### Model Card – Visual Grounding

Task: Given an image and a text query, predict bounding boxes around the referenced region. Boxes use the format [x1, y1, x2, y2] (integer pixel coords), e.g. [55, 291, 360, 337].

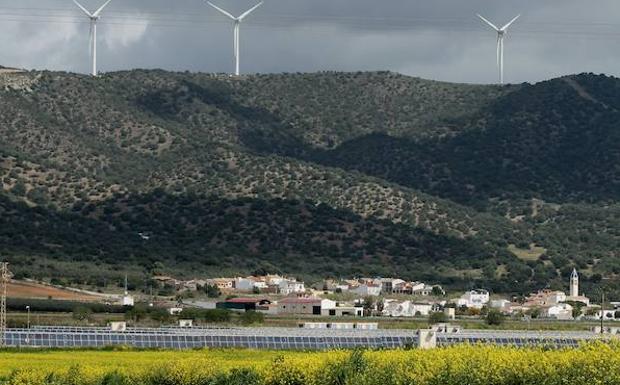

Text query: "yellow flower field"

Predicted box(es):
[1, 343, 620, 385]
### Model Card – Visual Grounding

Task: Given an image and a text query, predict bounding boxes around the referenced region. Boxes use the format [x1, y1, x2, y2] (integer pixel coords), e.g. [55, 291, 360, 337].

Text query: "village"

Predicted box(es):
[134, 269, 620, 323]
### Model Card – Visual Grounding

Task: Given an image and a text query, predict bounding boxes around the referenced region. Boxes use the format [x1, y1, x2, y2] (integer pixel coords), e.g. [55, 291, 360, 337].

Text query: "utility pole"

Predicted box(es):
[0, 262, 9, 347]
[600, 290, 605, 335]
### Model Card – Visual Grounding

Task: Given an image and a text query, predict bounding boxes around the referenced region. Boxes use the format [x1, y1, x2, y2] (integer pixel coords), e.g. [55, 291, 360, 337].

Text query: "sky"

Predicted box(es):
[0, 0, 619, 84]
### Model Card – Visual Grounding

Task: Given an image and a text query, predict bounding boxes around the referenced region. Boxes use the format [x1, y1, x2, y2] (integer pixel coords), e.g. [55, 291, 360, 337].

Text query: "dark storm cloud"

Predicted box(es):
[0, 0, 618, 83]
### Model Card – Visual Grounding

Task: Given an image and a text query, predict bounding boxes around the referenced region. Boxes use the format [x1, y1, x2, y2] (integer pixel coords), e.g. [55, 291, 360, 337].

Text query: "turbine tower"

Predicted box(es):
[206, 1, 264, 76]
[477, 14, 520, 85]
[73, 0, 113, 76]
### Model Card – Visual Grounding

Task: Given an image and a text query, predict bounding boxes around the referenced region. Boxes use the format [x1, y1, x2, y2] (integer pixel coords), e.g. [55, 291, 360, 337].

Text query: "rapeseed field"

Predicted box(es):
[1, 343, 619, 385]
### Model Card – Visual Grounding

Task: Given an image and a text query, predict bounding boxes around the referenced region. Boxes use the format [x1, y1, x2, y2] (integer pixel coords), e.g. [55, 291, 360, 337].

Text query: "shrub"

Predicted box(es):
[428, 312, 447, 324]
[72, 306, 92, 321]
[485, 309, 505, 326]
[239, 311, 264, 325]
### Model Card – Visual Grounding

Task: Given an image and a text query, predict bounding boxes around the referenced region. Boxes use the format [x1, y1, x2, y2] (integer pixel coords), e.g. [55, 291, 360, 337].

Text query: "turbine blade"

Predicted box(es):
[501, 14, 521, 31]
[93, 0, 112, 17]
[206, 2, 237, 20]
[72, 0, 93, 17]
[477, 14, 499, 31]
[238, 1, 263, 21]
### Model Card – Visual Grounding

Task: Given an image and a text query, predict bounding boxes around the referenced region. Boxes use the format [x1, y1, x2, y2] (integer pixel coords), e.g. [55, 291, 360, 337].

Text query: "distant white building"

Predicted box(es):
[120, 275, 134, 306]
[168, 307, 183, 315]
[234, 277, 265, 291]
[593, 310, 619, 321]
[207, 278, 234, 290]
[382, 300, 433, 317]
[524, 290, 566, 307]
[413, 285, 443, 296]
[121, 294, 135, 307]
[277, 297, 334, 315]
[179, 319, 193, 328]
[490, 299, 511, 309]
[542, 304, 573, 320]
[456, 289, 490, 309]
[352, 284, 382, 297]
[234, 277, 254, 291]
[278, 279, 306, 295]
[379, 278, 406, 294]
[265, 275, 286, 286]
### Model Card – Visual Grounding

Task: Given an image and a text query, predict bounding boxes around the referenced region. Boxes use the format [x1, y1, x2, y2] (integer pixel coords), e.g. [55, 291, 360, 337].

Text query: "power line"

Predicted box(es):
[2, 6, 620, 34]
[0, 12, 620, 41]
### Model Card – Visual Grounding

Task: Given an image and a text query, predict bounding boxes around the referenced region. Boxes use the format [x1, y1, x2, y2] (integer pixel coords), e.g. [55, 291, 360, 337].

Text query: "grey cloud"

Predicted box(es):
[0, 0, 618, 83]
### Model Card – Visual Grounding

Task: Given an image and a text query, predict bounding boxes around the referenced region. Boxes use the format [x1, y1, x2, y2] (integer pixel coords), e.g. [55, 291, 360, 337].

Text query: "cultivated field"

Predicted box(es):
[1, 344, 619, 385]
[7, 280, 103, 302]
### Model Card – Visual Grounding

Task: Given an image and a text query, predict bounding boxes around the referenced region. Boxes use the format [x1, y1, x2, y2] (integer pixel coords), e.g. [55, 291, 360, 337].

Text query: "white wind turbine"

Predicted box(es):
[206, 1, 264, 76]
[73, 0, 113, 76]
[477, 14, 520, 85]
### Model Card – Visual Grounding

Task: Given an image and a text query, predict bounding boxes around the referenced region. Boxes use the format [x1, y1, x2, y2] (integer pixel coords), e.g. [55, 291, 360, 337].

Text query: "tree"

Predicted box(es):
[527, 308, 541, 319]
[566, 301, 585, 318]
[149, 308, 172, 323]
[125, 304, 148, 322]
[428, 312, 447, 324]
[203, 284, 221, 298]
[72, 306, 92, 321]
[204, 309, 231, 323]
[485, 309, 505, 326]
[239, 311, 264, 325]
[362, 297, 375, 317]
[180, 308, 204, 320]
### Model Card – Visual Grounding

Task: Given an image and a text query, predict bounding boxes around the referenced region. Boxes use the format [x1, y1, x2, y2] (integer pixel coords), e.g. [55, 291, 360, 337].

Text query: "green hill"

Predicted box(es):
[0, 69, 618, 296]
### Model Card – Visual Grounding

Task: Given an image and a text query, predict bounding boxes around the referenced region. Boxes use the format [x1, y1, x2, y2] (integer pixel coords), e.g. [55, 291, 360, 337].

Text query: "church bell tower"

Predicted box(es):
[570, 268, 579, 297]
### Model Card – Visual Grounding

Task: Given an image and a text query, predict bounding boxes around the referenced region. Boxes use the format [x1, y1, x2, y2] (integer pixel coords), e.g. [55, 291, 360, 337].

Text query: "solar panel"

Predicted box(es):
[3, 326, 609, 350]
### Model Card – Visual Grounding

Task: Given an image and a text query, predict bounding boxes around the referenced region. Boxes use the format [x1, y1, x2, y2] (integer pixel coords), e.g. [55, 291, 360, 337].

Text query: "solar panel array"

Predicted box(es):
[2, 326, 606, 350]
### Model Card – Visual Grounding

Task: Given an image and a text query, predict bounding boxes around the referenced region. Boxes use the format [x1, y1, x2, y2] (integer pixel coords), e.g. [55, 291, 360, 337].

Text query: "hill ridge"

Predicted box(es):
[0, 69, 618, 296]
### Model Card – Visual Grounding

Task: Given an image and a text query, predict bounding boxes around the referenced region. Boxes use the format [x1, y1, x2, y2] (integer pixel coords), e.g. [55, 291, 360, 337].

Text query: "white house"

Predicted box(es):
[379, 278, 406, 294]
[413, 285, 442, 296]
[265, 275, 286, 286]
[234, 277, 256, 291]
[234, 277, 269, 291]
[490, 299, 511, 309]
[542, 304, 573, 320]
[382, 300, 434, 317]
[278, 279, 306, 295]
[408, 282, 426, 293]
[456, 289, 490, 309]
[352, 284, 382, 297]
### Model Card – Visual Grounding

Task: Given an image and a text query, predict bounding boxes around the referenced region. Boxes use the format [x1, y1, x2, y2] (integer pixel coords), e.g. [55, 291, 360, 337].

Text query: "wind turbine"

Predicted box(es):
[477, 14, 520, 85]
[206, 1, 264, 76]
[73, 0, 113, 76]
